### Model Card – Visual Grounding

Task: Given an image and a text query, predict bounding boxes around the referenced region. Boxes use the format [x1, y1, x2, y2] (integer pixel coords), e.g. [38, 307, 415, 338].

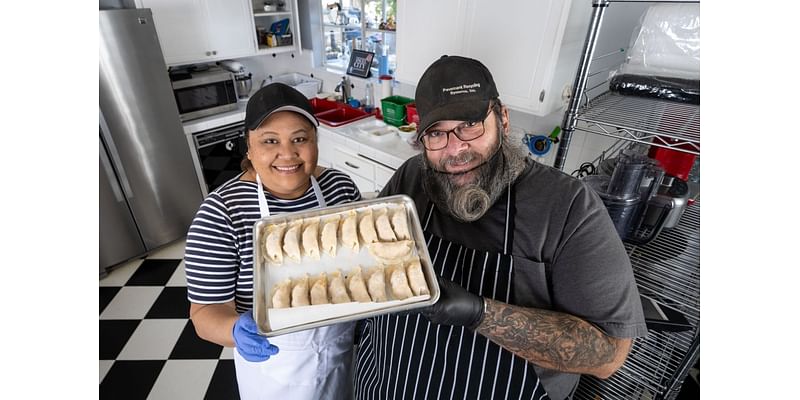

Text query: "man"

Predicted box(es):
[353, 56, 647, 400]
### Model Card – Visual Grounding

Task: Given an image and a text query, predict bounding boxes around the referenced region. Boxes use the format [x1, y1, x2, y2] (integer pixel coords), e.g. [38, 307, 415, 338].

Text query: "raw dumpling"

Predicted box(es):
[406, 258, 430, 296]
[321, 215, 340, 257]
[301, 218, 321, 260]
[390, 207, 412, 240]
[291, 274, 311, 307]
[282, 220, 303, 263]
[375, 208, 397, 242]
[367, 240, 414, 264]
[271, 278, 292, 309]
[366, 267, 388, 302]
[310, 273, 330, 305]
[328, 270, 351, 304]
[358, 209, 379, 244]
[387, 264, 414, 300]
[265, 222, 287, 264]
[347, 266, 372, 303]
[340, 210, 359, 253]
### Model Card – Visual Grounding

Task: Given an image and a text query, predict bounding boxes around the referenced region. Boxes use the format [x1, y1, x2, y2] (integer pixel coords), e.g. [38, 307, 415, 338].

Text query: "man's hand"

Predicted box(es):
[421, 276, 485, 330]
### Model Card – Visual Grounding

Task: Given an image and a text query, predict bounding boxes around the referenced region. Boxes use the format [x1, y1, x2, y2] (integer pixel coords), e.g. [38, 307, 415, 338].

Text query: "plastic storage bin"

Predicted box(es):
[383, 115, 405, 127]
[381, 96, 414, 122]
[405, 103, 419, 125]
[271, 73, 323, 99]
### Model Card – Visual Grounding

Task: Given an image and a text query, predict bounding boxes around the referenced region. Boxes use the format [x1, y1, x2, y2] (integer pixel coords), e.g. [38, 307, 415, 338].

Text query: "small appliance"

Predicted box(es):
[218, 60, 253, 99]
[584, 149, 673, 245]
[170, 66, 238, 121]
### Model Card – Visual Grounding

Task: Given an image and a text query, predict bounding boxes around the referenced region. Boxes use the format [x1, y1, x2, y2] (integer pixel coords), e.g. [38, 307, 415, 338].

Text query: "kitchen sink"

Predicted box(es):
[310, 98, 374, 127]
[309, 98, 340, 114]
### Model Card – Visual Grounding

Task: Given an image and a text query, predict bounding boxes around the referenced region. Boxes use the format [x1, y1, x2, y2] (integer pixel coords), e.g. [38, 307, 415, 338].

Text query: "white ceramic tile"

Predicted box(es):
[219, 346, 235, 360]
[166, 260, 187, 287]
[100, 258, 144, 286]
[117, 319, 187, 360]
[100, 287, 163, 320]
[148, 239, 187, 260]
[146, 360, 217, 400]
[99, 360, 114, 384]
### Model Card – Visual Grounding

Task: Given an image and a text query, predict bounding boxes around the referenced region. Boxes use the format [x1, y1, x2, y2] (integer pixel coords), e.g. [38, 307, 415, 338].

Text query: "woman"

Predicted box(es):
[184, 83, 361, 399]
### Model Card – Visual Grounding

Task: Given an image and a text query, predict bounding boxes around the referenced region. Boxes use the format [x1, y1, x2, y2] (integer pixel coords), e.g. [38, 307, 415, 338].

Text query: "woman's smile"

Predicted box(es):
[272, 163, 303, 174]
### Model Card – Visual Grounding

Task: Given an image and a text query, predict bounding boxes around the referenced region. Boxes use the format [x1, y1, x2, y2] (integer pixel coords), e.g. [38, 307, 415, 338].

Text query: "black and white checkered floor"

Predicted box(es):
[99, 238, 700, 400]
[99, 239, 241, 400]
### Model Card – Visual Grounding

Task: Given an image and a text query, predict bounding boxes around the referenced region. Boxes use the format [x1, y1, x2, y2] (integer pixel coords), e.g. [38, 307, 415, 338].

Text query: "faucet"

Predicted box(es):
[335, 76, 352, 103]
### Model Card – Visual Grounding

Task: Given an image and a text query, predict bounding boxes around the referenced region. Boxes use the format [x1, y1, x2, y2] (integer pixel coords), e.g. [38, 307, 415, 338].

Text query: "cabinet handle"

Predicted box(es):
[206, 51, 212, 56]
[344, 161, 360, 169]
[212, 50, 217, 55]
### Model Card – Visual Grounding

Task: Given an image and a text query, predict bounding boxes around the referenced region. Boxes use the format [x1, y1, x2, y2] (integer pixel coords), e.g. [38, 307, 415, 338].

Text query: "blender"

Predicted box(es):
[583, 149, 672, 245]
[218, 60, 253, 99]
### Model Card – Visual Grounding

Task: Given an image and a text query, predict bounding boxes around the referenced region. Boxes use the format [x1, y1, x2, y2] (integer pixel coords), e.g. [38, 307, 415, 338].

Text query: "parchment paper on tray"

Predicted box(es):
[252, 195, 440, 336]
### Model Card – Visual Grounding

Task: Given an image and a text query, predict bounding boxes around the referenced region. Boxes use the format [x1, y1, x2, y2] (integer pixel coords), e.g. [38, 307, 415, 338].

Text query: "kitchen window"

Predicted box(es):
[320, 0, 397, 76]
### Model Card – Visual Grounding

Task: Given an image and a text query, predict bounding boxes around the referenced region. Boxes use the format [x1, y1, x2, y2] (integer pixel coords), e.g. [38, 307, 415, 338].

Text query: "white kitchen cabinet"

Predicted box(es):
[396, 0, 591, 116]
[395, 0, 468, 86]
[138, 0, 256, 66]
[247, 0, 302, 56]
[318, 127, 398, 194]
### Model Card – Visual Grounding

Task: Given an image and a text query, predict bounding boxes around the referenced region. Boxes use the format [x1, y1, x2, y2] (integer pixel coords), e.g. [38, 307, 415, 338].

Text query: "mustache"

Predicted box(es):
[436, 151, 483, 174]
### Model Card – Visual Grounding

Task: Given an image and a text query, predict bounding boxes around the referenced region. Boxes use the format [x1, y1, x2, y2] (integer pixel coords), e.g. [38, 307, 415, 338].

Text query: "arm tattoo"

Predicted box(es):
[476, 298, 620, 374]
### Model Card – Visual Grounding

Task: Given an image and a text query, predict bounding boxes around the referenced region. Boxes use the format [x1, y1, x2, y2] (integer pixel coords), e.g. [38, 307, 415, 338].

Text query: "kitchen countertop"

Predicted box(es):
[182, 100, 248, 135]
[182, 99, 420, 170]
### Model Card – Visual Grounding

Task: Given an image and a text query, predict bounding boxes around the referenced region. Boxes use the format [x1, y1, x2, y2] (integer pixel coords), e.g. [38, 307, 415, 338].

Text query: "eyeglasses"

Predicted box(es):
[418, 109, 493, 151]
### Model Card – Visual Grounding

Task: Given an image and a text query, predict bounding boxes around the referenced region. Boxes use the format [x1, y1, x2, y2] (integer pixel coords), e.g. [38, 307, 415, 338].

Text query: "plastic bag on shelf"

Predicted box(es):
[609, 74, 699, 104]
[609, 3, 700, 104]
[620, 3, 700, 80]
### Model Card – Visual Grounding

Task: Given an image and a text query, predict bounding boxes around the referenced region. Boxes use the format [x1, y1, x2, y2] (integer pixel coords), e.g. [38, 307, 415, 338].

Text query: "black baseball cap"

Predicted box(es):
[245, 82, 319, 131]
[414, 55, 499, 133]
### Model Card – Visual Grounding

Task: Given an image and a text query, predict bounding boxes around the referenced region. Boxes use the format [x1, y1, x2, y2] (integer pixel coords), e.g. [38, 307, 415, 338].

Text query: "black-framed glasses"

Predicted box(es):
[418, 109, 493, 151]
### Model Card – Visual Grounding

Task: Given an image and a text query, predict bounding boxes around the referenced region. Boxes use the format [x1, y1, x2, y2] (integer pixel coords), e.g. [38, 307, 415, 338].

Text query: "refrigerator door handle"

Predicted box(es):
[99, 109, 134, 200]
[100, 140, 125, 203]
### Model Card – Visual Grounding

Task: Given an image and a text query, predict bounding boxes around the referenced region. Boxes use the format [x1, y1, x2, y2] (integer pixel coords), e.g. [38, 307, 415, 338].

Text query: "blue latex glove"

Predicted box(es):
[232, 310, 279, 362]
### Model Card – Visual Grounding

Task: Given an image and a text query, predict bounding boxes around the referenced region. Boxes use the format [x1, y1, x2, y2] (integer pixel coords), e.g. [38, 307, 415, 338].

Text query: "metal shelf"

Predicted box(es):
[627, 201, 700, 323]
[574, 91, 700, 155]
[575, 201, 700, 400]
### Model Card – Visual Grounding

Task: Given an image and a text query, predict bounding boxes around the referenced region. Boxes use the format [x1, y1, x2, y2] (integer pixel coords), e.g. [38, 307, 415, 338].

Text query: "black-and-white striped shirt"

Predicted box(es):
[184, 169, 361, 312]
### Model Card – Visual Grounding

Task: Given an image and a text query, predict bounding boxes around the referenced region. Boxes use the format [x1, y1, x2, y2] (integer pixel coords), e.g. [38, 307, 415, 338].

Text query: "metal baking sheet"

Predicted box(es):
[253, 194, 440, 337]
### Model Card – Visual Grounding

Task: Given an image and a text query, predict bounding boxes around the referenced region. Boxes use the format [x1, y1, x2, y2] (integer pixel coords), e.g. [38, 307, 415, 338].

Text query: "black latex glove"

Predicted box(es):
[421, 276, 485, 330]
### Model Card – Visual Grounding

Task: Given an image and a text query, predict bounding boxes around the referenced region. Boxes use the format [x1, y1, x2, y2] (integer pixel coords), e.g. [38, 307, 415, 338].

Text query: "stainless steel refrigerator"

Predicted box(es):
[99, 8, 203, 277]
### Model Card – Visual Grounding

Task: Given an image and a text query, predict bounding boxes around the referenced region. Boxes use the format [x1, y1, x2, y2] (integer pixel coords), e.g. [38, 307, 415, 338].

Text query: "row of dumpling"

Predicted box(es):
[271, 258, 430, 308]
[264, 206, 413, 265]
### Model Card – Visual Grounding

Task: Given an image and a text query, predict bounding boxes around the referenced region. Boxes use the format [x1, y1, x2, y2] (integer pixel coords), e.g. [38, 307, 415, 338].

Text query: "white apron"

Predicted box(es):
[234, 173, 355, 400]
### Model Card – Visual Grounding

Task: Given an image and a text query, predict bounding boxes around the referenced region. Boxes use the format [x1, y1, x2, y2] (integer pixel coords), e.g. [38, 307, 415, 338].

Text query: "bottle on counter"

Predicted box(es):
[364, 82, 375, 113]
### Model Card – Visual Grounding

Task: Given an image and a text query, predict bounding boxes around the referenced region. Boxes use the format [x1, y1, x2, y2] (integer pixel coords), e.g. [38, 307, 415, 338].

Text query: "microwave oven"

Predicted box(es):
[171, 69, 238, 121]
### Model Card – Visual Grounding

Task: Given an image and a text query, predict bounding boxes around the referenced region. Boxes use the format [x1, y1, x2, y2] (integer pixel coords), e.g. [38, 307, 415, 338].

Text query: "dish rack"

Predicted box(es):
[554, 1, 700, 399]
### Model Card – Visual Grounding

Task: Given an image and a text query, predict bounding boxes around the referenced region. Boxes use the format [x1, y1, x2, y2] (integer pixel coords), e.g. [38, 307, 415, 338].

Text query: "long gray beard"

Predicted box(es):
[421, 135, 529, 222]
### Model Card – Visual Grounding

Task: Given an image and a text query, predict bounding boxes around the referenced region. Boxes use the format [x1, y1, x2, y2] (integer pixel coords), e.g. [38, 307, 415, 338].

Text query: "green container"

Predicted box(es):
[383, 115, 405, 127]
[381, 96, 414, 121]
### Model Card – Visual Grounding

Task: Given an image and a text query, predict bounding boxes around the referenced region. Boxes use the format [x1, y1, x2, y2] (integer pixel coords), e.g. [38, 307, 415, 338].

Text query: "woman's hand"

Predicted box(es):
[232, 310, 280, 362]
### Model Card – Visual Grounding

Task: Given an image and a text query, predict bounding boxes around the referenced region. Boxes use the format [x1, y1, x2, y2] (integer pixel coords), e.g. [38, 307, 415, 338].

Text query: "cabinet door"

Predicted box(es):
[395, 0, 468, 85]
[140, 0, 212, 65]
[205, 0, 257, 59]
[461, 0, 570, 115]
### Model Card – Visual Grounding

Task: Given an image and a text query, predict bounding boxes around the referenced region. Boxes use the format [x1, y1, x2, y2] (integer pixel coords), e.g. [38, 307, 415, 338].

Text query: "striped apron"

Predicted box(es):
[354, 187, 550, 400]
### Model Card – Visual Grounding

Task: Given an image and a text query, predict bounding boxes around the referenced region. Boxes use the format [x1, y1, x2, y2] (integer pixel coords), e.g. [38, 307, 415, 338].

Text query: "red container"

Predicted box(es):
[315, 106, 372, 127]
[406, 103, 419, 125]
[309, 98, 340, 114]
[648, 144, 697, 181]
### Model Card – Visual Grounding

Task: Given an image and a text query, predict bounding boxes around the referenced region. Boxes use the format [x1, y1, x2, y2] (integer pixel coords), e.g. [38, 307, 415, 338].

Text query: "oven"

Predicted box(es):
[171, 69, 239, 121]
[187, 122, 247, 197]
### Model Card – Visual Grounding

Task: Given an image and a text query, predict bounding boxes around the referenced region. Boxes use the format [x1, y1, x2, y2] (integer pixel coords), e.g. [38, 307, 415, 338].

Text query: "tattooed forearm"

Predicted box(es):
[475, 298, 631, 378]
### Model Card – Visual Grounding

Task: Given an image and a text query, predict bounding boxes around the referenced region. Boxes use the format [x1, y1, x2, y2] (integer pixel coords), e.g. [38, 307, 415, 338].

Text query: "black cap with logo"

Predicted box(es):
[245, 82, 319, 131]
[414, 55, 499, 133]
